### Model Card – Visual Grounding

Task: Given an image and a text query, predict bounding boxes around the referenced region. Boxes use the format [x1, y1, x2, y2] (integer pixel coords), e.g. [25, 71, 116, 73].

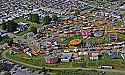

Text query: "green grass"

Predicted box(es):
[0, 37, 13, 45]
[87, 36, 109, 45]
[6, 51, 46, 66]
[15, 30, 31, 36]
[52, 70, 125, 75]
[14, 17, 45, 36]
[115, 20, 124, 27]
[105, 72, 125, 75]
[76, 54, 125, 70]
[117, 33, 125, 41]
[14, 17, 43, 28]
[53, 70, 100, 75]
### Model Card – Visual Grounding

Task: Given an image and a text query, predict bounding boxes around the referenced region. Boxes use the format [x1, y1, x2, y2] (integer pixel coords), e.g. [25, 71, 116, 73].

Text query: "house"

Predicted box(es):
[64, 49, 70, 53]
[84, 51, 89, 55]
[0, 31, 8, 37]
[121, 50, 125, 59]
[89, 51, 99, 60]
[93, 30, 104, 37]
[17, 22, 29, 32]
[73, 47, 79, 52]
[27, 32, 35, 39]
[119, 5, 125, 11]
[45, 56, 58, 64]
[61, 53, 72, 62]
[110, 52, 121, 59]
[81, 31, 91, 38]
[121, 53, 125, 59]
[23, 48, 32, 56]
[72, 53, 81, 61]
[108, 34, 117, 42]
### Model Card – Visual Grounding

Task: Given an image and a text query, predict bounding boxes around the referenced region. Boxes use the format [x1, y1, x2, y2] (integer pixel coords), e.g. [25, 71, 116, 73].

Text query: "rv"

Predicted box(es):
[98, 65, 113, 69]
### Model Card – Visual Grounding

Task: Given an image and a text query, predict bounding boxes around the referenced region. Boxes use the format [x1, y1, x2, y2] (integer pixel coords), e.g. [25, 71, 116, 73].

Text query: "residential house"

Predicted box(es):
[61, 53, 72, 62]
[110, 52, 121, 59]
[45, 56, 58, 64]
[17, 22, 29, 32]
[89, 51, 99, 60]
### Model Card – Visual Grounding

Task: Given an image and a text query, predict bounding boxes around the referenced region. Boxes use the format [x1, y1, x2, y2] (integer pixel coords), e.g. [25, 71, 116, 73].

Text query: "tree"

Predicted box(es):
[7, 38, 13, 46]
[43, 16, 51, 25]
[41, 67, 47, 75]
[7, 21, 18, 32]
[116, 20, 124, 27]
[0, 63, 4, 72]
[30, 14, 39, 23]
[0, 36, 2, 42]
[1, 23, 7, 30]
[41, 67, 46, 72]
[1, 21, 18, 32]
[4, 72, 11, 75]
[38, 71, 42, 74]
[52, 15, 58, 21]
[30, 26, 37, 34]
[74, 9, 80, 16]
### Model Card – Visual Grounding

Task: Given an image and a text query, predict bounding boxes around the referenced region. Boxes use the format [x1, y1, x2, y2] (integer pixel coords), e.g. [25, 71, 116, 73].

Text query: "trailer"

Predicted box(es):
[98, 65, 113, 69]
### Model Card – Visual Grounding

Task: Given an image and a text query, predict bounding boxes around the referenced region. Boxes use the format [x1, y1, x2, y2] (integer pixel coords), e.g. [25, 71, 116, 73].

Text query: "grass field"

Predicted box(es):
[15, 17, 44, 28]
[52, 70, 125, 75]
[0, 37, 13, 45]
[15, 30, 31, 36]
[14, 17, 46, 36]
[6, 51, 45, 66]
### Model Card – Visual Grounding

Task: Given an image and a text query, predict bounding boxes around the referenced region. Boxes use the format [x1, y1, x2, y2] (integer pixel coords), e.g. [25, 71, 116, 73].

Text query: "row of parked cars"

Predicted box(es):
[0, 59, 51, 75]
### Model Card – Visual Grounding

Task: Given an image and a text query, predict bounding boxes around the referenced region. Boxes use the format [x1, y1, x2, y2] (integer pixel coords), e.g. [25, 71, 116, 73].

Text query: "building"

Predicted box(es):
[45, 56, 58, 64]
[17, 22, 29, 32]
[61, 53, 72, 62]
[110, 52, 121, 59]
[89, 51, 99, 60]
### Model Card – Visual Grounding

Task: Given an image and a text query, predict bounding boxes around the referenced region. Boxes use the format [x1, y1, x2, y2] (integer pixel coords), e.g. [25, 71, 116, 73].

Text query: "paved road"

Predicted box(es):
[1, 50, 125, 74]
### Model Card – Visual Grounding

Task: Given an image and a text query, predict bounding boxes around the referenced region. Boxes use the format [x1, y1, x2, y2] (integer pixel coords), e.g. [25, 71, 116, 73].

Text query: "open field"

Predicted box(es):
[52, 70, 125, 75]
[14, 17, 45, 36]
